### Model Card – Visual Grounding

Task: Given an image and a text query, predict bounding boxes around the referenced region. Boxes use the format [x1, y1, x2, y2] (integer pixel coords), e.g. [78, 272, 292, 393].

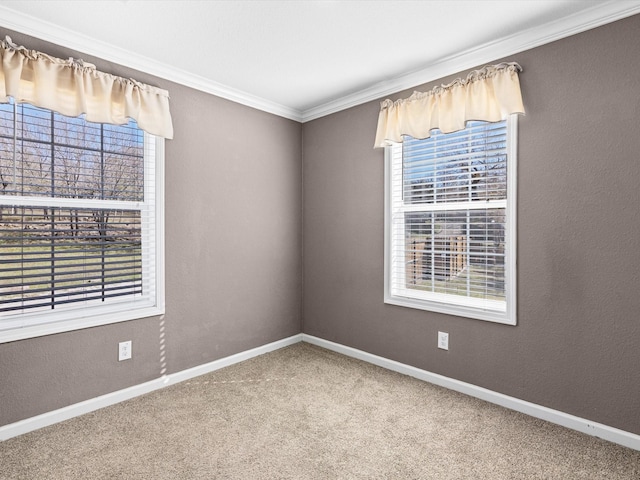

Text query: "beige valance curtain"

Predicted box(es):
[374, 62, 524, 148]
[0, 36, 173, 139]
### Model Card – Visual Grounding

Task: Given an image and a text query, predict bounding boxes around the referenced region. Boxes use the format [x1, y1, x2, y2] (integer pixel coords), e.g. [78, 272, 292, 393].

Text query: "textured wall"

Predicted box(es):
[0, 30, 303, 426]
[2, 14, 639, 438]
[302, 14, 640, 435]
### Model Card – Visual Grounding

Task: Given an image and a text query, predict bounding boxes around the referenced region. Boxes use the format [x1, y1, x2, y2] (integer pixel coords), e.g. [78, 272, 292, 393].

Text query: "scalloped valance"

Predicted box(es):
[374, 62, 524, 148]
[0, 36, 173, 139]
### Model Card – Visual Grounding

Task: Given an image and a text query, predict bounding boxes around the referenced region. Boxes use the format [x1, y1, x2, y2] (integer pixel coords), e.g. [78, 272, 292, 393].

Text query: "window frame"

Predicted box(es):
[384, 115, 517, 325]
[0, 114, 165, 344]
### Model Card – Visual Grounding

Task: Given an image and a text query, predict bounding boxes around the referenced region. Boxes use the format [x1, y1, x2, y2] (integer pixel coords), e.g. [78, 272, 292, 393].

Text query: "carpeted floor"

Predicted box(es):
[1, 342, 639, 479]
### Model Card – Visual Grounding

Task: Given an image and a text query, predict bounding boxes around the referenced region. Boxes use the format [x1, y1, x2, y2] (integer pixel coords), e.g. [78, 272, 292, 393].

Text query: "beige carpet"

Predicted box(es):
[1, 343, 639, 479]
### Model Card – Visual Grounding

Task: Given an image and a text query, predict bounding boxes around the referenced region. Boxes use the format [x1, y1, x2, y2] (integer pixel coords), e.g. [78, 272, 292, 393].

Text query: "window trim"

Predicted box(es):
[0, 134, 165, 344]
[384, 115, 517, 325]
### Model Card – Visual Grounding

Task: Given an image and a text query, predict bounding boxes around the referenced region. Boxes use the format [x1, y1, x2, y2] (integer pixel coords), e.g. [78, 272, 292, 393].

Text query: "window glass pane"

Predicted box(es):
[0, 140, 52, 196]
[19, 104, 52, 143]
[53, 145, 101, 198]
[403, 122, 507, 205]
[0, 103, 144, 201]
[102, 151, 145, 202]
[0, 206, 141, 315]
[403, 209, 505, 302]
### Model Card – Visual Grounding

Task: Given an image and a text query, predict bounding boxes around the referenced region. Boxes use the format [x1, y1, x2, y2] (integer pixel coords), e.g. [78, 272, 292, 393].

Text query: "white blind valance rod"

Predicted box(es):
[0, 36, 174, 139]
[374, 62, 524, 148]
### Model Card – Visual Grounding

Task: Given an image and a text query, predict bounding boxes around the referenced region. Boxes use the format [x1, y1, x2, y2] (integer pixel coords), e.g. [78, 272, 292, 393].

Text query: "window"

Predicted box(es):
[384, 116, 516, 324]
[0, 102, 164, 342]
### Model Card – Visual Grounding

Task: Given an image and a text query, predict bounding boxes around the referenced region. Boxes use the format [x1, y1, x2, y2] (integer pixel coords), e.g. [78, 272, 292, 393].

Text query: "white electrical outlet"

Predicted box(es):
[118, 340, 132, 361]
[438, 331, 449, 350]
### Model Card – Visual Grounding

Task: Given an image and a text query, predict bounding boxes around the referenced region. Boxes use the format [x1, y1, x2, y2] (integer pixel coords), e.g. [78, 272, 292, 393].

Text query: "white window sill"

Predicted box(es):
[0, 304, 165, 344]
[384, 293, 515, 325]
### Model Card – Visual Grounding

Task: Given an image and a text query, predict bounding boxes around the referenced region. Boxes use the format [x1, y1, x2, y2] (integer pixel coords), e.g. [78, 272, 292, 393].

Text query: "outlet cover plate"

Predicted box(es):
[118, 340, 132, 361]
[438, 332, 449, 350]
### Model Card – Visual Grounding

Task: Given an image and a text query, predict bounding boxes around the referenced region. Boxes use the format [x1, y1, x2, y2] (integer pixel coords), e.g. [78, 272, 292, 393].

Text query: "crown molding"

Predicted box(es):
[301, 0, 640, 122]
[0, 5, 304, 122]
[0, 2, 638, 124]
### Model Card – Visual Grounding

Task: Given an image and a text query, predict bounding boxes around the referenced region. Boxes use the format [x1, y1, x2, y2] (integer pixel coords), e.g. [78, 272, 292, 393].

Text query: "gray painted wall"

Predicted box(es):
[302, 14, 640, 435]
[0, 30, 303, 426]
[2, 14, 639, 437]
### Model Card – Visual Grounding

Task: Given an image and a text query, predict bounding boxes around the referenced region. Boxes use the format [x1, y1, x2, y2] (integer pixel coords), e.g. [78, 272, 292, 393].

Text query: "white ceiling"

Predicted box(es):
[0, 0, 639, 121]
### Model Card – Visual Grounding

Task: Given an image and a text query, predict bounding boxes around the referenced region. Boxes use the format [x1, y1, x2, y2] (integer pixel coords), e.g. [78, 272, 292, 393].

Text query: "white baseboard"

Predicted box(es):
[302, 334, 640, 451]
[3, 332, 639, 452]
[0, 334, 302, 442]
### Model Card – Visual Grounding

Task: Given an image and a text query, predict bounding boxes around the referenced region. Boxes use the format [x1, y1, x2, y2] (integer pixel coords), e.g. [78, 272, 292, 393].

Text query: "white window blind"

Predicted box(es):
[385, 117, 517, 324]
[0, 102, 164, 341]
